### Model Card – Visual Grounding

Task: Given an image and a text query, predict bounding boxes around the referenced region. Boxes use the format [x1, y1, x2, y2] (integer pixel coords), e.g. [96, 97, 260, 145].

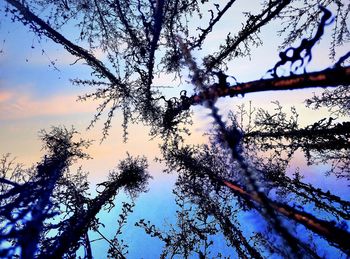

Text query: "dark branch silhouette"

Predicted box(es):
[0, 128, 150, 258]
[203, 0, 291, 71]
[1, 1, 349, 257]
[267, 6, 333, 77]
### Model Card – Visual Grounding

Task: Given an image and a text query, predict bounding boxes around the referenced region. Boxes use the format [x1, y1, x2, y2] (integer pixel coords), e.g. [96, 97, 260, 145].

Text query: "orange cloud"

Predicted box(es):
[0, 91, 13, 103]
[0, 89, 97, 120]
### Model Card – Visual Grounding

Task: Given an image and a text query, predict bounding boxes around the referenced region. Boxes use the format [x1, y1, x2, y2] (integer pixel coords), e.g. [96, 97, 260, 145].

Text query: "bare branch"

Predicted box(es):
[204, 0, 291, 71]
[190, 0, 237, 50]
[192, 66, 350, 107]
[222, 178, 350, 254]
[5, 0, 121, 86]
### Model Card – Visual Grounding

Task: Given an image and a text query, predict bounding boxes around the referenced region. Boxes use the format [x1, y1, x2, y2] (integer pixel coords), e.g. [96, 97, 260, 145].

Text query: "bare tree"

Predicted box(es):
[1, 0, 349, 257]
[0, 127, 151, 258]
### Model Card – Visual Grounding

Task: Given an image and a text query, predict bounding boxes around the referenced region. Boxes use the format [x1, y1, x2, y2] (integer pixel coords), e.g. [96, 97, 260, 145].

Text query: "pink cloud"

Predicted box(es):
[0, 89, 97, 120]
[0, 91, 13, 103]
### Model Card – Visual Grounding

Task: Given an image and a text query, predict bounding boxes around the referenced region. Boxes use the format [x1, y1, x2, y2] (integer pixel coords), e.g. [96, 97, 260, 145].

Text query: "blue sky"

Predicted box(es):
[0, 1, 349, 257]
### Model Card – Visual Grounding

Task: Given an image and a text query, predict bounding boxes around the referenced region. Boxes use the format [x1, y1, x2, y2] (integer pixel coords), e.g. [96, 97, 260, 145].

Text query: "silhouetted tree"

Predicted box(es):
[306, 85, 350, 117]
[0, 127, 151, 258]
[2, 0, 349, 137]
[141, 111, 349, 257]
[1, 0, 350, 258]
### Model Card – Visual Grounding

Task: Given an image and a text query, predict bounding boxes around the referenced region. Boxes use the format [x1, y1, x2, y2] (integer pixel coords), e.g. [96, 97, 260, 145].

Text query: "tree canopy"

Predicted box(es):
[0, 0, 349, 258]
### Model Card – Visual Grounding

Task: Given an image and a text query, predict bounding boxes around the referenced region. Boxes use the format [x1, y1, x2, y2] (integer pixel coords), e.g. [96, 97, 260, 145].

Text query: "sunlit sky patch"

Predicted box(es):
[0, 1, 349, 257]
[0, 0, 347, 207]
[0, 0, 347, 200]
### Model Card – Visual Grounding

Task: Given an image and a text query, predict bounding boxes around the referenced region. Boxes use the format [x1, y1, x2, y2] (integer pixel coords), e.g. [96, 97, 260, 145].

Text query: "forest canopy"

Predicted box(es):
[0, 0, 349, 258]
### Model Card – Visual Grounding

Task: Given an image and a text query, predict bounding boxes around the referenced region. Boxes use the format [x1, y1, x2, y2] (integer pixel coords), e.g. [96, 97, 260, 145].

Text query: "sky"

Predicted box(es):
[0, 1, 349, 258]
[1, 2, 347, 168]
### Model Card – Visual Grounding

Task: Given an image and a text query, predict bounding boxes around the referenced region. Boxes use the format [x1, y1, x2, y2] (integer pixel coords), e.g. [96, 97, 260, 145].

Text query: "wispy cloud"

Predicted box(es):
[0, 90, 13, 102]
[0, 88, 96, 120]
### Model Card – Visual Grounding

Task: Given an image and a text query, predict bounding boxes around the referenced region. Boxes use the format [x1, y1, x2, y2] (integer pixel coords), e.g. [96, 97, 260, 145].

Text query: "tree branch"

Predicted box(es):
[204, 0, 291, 71]
[0, 178, 21, 188]
[146, 0, 165, 90]
[190, 66, 350, 107]
[245, 121, 350, 139]
[222, 179, 350, 255]
[38, 177, 124, 258]
[94, 228, 126, 259]
[5, 0, 121, 86]
[113, 0, 141, 46]
[190, 0, 237, 50]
